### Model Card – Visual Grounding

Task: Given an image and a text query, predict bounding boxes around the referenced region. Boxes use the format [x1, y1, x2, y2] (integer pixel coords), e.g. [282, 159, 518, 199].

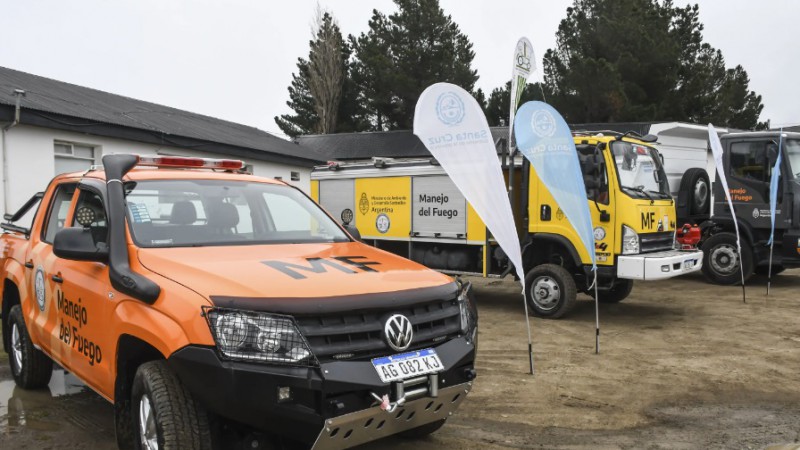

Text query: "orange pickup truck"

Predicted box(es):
[0, 154, 477, 450]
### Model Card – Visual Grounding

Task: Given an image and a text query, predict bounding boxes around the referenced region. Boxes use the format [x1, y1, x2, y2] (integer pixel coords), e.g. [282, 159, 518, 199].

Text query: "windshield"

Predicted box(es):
[611, 141, 670, 199]
[784, 139, 800, 180]
[125, 179, 350, 248]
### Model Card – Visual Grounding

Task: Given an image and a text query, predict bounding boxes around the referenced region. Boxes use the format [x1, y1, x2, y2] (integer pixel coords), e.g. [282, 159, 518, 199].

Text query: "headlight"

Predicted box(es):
[622, 225, 640, 255]
[456, 280, 478, 343]
[205, 308, 316, 366]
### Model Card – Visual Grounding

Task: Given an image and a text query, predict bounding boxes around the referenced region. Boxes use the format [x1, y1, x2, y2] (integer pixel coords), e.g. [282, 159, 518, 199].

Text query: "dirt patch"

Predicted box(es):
[1, 271, 800, 449]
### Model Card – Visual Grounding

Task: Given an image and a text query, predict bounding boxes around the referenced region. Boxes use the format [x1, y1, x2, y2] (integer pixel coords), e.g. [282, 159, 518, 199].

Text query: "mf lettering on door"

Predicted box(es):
[641, 212, 656, 230]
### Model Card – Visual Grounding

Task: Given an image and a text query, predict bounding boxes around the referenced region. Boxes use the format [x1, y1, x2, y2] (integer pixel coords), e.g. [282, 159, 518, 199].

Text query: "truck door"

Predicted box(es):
[722, 138, 790, 234]
[47, 187, 111, 393]
[579, 145, 614, 265]
[24, 182, 77, 353]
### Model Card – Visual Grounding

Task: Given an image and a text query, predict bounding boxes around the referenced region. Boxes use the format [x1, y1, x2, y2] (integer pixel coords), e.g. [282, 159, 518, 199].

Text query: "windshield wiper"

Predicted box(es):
[623, 185, 655, 203]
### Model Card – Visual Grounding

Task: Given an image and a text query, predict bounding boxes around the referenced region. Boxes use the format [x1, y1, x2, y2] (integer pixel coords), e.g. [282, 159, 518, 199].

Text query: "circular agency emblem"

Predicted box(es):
[556, 208, 565, 221]
[435, 91, 465, 126]
[340, 208, 354, 225]
[531, 109, 557, 138]
[593, 226, 606, 241]
[384, 314, 413, 352]
[359, 192, 369, 215]
[376, 213, 391, 234]
[34, 266, 46, 311]
[752, 208, 760, 219]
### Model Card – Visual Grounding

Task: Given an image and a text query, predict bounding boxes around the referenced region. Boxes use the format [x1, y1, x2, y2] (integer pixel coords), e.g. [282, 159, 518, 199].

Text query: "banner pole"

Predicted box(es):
[738, 240, 746, 303]
[522, 288, 534, 375]
[593, 270, 600, 354]
[767, 240, 774, 296]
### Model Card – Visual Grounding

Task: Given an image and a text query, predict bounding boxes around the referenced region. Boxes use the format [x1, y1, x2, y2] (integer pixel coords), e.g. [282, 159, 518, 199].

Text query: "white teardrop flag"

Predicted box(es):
[414, 83, 533, 373]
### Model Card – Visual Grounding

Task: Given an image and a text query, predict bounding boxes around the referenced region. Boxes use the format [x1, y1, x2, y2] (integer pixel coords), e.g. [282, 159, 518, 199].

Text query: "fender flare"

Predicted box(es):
[522, 233, 584, 270]
[111, 301, 191, 366]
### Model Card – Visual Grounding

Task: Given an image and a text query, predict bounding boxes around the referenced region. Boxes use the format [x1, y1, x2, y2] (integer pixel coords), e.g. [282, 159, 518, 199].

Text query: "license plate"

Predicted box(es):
[684, 259, 695, 269]
[372, 348, 443, 383]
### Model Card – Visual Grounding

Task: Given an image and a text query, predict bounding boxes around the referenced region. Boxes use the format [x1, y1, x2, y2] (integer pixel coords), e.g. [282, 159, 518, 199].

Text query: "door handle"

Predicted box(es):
[51, 274, 64, 284]
[24, 260, 34, 269]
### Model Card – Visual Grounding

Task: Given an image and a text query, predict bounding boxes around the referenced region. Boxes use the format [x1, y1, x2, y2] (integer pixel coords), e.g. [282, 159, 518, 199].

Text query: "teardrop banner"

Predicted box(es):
[413, 82, 534, 374]
[514, 101, 601, 353]
[708, 124, 746, 302]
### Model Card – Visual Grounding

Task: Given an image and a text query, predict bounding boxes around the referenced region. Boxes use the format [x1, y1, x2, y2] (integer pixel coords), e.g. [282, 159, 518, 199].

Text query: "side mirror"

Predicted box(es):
[53, 228, 108, 263]
[344, 224, 362, 242]
[766, 143, 779, 166]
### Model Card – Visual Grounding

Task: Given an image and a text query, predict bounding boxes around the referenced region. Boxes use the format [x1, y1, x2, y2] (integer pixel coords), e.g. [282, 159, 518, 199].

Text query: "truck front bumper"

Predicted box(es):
[617, 249, 703, 280]
[167, 337, 475, 448]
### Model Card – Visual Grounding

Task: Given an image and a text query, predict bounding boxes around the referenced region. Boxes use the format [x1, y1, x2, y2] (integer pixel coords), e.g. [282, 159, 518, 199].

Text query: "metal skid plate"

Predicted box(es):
[311, 382, 472, 450]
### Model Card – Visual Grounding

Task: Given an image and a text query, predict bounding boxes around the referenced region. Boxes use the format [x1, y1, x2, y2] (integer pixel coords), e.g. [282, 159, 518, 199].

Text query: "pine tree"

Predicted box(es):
[275, 11, 367, 137]
[351, 0, 479, 130]
[543, 0, 766, 129]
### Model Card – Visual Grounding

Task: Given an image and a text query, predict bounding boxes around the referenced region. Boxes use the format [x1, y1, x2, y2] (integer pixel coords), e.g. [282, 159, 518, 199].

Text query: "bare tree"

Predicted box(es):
[307, 6, 345, 134]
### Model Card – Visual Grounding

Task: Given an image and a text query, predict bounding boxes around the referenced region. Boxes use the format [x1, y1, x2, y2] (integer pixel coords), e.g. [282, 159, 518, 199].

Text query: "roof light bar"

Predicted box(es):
[137, 155, 244, 170]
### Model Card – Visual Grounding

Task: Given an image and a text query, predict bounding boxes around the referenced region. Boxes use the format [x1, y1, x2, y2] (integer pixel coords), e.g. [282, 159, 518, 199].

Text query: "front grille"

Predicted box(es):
[640, 231, 675, 253]
[295, 299, 461, 362]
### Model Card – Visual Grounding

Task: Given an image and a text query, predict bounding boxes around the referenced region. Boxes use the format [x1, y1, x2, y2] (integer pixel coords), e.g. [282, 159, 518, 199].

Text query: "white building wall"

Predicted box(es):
[0, 124, 312, 217]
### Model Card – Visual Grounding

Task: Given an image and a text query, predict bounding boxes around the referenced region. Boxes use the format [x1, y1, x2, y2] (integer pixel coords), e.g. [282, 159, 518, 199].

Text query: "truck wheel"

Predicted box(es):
[8, 305, 53, 389]
[595, 279, 634, 304]
[132, 360, 211, 450]
[525, 264, 577, 319]
[399, 419, 446, 439]
[701, 232, 754, 285]
[680, 168, 710, 215]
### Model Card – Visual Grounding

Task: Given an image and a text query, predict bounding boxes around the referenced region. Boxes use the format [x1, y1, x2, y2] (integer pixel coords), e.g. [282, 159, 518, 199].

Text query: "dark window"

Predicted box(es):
[42, 183, 77, 244]
[291, 171, 301, 182]
[730, 141, 774, 183]
[577, 145, 610, 205]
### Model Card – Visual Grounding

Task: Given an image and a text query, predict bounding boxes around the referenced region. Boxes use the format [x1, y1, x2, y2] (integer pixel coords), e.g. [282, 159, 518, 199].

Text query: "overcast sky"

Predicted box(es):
[2, 0, 798, 139]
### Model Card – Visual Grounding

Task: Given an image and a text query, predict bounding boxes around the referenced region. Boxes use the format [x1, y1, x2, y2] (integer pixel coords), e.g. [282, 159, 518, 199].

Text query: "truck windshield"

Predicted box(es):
[611, 141, 671, 200]
[784, 139, 800, 180]
[124, 180, 350, 247]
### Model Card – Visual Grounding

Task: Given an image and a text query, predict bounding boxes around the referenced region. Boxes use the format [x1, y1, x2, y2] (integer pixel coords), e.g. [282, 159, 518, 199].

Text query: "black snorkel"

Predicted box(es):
[103, 154, 161, 303]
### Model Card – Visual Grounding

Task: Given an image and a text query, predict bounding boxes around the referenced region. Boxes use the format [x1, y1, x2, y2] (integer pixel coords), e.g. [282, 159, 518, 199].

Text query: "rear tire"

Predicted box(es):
[680, 168, 710, 215]
[132, 360, 211, 450]
[595, 279, 634, 304]
[8, 305, 52, 389]
[701, 232, 754, 285]
[525, 264, 577, 319]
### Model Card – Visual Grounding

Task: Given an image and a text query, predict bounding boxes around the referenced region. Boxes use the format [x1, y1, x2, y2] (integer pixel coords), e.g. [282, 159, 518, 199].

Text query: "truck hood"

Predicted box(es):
[136, 242, 454, 305]
[626, 200, 676, 233]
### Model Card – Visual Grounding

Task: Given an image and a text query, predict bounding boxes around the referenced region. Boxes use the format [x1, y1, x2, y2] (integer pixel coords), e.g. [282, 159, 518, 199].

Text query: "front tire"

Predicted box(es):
[701, 232, 754, 285]
[595, 279, 634, 304]
[8, 305, 52, 389]
[525, 264, 577, 319]
[132, 360, 211, 450]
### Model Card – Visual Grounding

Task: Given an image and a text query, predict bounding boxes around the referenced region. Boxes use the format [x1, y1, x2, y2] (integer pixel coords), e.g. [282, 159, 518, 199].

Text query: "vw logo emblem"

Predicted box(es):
[384, 314, 413, 352]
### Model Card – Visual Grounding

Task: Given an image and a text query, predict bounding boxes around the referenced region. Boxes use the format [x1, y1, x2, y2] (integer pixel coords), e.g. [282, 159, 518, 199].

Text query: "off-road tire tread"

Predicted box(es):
[133, 360, 211, 450]
[525, 264, 578, 319]
[8, 305, 53, 389]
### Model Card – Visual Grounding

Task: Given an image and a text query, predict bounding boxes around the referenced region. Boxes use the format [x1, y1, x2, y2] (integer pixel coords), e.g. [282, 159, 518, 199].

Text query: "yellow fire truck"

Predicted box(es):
[307, 130, 703, 318]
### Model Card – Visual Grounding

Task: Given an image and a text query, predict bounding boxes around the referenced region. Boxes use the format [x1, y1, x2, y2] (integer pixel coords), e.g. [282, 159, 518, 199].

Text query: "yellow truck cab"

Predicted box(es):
[310, 130, 703, 318]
